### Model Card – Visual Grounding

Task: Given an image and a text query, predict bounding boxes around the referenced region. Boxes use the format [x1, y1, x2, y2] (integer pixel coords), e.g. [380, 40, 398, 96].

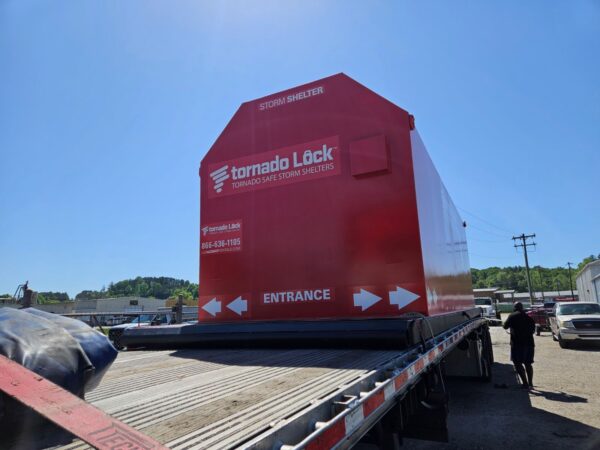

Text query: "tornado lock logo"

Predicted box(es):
[210, 165, 229, 194]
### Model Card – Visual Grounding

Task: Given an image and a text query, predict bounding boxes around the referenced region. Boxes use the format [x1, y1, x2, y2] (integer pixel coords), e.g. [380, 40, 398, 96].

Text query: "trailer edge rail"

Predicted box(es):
[243, 317, 486, 450]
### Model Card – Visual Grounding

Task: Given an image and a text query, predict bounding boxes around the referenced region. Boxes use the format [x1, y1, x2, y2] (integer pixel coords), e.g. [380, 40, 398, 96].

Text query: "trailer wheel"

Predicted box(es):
[480, 326, 493, 382]
[481, 355, 492, 382]
[482, 326, 494, 365]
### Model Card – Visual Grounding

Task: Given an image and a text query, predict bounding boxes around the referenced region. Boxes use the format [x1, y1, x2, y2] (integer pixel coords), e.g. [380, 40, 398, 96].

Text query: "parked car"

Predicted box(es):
[548, 302, 600, 348]
[543, 301, 556, 310]
[527, 302, 556, 335]
[527, 306, 549, 336]
[108, 311, 198, 349]
[108, 314, 168, 350]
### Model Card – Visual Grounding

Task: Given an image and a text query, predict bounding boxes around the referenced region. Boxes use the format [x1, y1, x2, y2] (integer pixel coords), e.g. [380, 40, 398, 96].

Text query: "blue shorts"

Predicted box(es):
[511, 345, 534, 365]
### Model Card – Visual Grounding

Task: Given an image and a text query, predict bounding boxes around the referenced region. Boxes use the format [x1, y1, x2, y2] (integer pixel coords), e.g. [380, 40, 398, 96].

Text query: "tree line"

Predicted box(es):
[74, 276, 199, 301]
[4, 255, 597, 303]
[471, 255, 598, 293]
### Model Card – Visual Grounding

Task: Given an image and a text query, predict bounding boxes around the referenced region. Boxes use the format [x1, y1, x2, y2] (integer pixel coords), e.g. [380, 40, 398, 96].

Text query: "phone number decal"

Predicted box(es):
[201, 220, 242, 255]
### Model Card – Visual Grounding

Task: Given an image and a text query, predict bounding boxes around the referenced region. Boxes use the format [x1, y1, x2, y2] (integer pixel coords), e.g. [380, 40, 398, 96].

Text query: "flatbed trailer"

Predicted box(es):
[38, 316, 491, 450]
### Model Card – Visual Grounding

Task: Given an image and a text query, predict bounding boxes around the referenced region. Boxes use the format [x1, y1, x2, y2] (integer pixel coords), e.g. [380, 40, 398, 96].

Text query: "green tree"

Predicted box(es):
[37, 291, 70, 303]
[170, 288, 193, 301]
[576, 255, 598, 275]
[75, 277, 199, 300]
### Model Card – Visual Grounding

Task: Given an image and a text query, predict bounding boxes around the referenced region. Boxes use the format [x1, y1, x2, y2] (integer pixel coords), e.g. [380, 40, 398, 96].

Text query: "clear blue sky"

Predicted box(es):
[1, 1, 599, 297]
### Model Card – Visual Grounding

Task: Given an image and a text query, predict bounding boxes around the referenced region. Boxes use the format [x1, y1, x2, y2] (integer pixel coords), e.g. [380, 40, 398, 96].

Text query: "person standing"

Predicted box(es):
[503, 302, 536, 388]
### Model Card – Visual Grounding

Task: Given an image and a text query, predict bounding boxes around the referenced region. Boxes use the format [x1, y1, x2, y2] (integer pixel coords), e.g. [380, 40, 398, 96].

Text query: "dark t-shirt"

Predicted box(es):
[503, 311, 535, 347]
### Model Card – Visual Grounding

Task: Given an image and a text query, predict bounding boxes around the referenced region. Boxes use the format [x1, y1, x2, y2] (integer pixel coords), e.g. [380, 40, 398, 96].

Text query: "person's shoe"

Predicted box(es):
[520, 383, 530, 389]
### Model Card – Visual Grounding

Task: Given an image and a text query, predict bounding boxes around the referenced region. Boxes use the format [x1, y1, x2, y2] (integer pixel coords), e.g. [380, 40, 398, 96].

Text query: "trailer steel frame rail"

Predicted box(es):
[244, 317, 485, 450]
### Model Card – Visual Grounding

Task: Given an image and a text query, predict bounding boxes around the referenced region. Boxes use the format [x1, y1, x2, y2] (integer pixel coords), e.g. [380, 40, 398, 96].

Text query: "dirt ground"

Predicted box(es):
[406, 319, 600, 450]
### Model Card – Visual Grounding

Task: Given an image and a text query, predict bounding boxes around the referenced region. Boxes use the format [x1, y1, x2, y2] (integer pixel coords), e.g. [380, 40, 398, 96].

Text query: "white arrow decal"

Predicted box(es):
[202, 298, 221, 317]
[227, 296, 248, 316]
[389, 286, 420, 310]
[353, 289, 382, 311]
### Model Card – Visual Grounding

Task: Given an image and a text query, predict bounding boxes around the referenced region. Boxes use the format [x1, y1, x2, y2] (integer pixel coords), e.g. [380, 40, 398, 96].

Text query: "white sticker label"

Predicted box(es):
[344, 407, 364, 434]
[383, 383, 395, 401]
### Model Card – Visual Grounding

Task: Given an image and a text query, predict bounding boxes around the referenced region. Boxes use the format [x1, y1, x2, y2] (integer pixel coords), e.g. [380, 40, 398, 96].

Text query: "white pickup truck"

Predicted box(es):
[549, 302, 600, 348]
[475, 297, 498, 320]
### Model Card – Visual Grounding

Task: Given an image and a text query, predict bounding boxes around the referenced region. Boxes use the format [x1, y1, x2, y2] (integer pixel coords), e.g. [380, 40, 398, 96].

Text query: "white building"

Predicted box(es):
[1, 296, 167, 316]
[511, 290, 578, 303]
[33, 302, 74, 314]
[473, 287, 578, 306]
[576, 260, 600, 303]
[74, 296, 167, 313]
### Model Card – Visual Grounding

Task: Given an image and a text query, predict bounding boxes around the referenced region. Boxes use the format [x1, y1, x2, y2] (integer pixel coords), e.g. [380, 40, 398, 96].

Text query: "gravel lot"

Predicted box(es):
[406, 320, 600, 450]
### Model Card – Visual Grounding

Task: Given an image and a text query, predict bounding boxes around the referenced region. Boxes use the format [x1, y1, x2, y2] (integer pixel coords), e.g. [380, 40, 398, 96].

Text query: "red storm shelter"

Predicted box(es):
[198, 74, 473, 323]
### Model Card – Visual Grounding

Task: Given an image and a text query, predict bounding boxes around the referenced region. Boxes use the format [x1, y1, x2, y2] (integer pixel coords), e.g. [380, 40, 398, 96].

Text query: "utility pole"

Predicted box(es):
[537, 269, 545, 302]
[512, 233, 536, 304]
[567, 262, 576, 301]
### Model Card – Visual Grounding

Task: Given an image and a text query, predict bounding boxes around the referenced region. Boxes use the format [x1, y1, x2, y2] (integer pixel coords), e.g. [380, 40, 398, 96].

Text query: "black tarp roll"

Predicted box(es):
[0, 308, 117, 449]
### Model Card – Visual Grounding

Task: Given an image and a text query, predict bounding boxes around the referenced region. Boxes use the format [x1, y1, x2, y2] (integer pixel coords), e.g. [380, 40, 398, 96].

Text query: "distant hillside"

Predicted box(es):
[75, 276, 198, 300]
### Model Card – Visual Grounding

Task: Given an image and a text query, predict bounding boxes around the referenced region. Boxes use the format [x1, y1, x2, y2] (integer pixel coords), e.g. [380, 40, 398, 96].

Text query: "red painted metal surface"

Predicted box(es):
[527, 307, 550, 328]
[0, 355, 168, 450]
[411, 131, 474, 315]
[198, 74, 473, 322]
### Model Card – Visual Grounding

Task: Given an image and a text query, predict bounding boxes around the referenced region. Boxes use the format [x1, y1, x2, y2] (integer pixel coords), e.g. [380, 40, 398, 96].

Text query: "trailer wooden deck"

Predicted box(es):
[56, 347, 401, 450]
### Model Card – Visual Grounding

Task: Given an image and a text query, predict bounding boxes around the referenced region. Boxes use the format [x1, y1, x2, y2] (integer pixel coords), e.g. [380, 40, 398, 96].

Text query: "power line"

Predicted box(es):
[458, 206, 515, 235]
[514, 243, 538, 253]
[512, 233, 536, 303]
[468, 252, 518, 260]
[467, 223, 512, 239]
[467, 236, 510, 244]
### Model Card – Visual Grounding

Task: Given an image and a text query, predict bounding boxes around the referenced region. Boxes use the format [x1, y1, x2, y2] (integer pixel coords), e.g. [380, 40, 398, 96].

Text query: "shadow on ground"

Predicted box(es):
[529, 389, 587, 403]
[404, 361, 600, 450]
[166, 346, 409, 370]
